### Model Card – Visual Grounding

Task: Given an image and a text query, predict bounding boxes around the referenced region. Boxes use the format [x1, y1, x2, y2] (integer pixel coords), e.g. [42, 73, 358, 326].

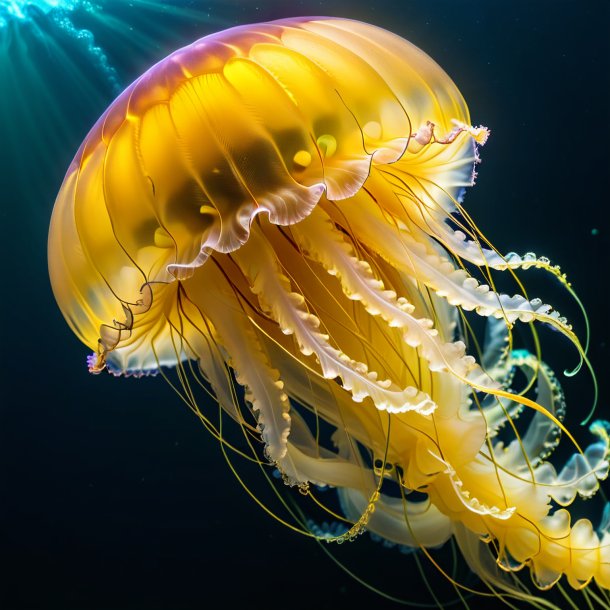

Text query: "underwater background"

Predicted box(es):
[1, 1, 609, 608]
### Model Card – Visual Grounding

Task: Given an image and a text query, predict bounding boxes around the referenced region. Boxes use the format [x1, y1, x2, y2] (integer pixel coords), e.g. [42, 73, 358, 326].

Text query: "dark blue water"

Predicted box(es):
[1, 1, 609, 609]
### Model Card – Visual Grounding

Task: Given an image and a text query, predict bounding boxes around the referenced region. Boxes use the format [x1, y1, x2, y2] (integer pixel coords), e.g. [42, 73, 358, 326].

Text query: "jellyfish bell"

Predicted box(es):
[48, 17, 609, 607]
[49, 17, 475, 371]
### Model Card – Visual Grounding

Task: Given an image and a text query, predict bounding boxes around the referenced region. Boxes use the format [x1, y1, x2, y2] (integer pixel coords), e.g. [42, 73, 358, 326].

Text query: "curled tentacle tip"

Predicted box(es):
[563, 362, 583, 378]
[589, 420, 610, 445]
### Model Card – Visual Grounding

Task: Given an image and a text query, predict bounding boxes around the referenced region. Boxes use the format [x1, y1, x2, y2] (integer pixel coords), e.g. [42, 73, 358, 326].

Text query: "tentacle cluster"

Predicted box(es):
[89, 124, 607, 605]
[48, 17, 607, 608]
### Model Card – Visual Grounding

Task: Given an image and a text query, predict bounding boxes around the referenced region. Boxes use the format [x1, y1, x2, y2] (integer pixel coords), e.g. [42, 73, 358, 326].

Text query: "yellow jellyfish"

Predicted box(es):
[48, 17, 609, 608]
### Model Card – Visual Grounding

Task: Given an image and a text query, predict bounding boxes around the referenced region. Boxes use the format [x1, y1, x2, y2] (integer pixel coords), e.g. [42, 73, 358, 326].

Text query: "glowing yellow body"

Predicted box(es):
[48, 17, 609, 606]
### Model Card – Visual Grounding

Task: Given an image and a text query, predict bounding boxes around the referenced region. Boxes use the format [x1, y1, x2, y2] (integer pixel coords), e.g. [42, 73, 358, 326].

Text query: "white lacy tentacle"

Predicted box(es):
[291, 206, 499, 389]
[422, 217, 565, 277]
[492, 351, 566, 467]
[232, 226, 437, 415]
[336, 203, 574, 334]
[189, 265, 292, 463]
[400, 237, 570, 329]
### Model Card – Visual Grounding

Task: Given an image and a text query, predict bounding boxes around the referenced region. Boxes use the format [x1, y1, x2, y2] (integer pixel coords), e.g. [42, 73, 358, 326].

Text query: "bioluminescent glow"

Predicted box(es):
[1, 1, 77, 24]
[1, 0, 231, 205]
[1, 1, 120, 91]
[1, 1, 72, 22]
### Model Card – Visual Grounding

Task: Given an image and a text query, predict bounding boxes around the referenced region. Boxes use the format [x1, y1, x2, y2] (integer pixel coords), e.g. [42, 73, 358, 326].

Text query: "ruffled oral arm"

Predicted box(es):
[232, 225, 437, 415]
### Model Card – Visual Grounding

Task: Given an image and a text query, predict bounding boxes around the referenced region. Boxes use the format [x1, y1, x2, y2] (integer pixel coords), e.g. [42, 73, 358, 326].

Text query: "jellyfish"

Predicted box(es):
[48, 17, 609, 608]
